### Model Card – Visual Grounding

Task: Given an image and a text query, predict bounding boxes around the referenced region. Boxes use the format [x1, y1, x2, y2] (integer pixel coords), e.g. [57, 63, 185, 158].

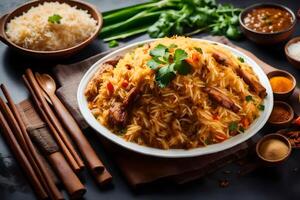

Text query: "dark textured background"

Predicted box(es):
[0, 0, 300, 199]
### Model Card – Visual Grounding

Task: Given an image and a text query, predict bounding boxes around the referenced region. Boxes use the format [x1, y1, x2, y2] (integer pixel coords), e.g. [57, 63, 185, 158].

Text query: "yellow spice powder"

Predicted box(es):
[260, 139, 289, 161]
[269, 76, 293, 93]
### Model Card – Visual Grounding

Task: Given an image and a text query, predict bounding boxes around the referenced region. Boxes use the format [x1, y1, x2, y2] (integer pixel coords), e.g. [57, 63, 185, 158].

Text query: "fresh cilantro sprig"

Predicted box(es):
[147, 44, 192, 87]
[48, 14, 62, 24]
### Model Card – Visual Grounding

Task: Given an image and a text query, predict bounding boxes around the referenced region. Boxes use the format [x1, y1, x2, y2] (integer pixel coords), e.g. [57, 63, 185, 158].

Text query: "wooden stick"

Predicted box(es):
[0, 98, 63, 200]
[23, 72, 82, 172]
[0, 111, 48, 200]
[49, 152, 86, 199]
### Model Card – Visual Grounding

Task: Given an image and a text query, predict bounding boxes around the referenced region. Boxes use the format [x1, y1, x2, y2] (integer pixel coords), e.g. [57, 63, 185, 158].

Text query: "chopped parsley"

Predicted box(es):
[168, 43, 178, 48]
[108, 40, 119, 48]
[258, 104, 265, 111]
[245, 95, 253, 102]
[237, 56, 244, 63]
[48, 14, 62, 24]
[238, 126, 245, 133]
[194, 47, 203, 54]
[147, 44, 192, 87]
[229, 122, 238, 131]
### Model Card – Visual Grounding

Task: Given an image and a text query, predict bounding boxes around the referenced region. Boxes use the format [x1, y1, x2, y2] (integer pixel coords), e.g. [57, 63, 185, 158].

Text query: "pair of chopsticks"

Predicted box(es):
[24, 69, 112, 185]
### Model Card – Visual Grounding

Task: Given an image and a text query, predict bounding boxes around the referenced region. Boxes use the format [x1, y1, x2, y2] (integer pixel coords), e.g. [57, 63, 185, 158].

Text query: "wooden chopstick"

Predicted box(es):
[0, 110, 48, 199]
[0, 97, 63, 200]
[24, 70, 84, 172]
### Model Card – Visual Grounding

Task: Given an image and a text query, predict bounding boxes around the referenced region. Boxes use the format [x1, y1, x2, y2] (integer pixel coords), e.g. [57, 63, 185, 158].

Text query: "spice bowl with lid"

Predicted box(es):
[285, 36, 300, 69]
[256, 133, 292, 165]
[267, 70, 296, 99]
[268, 101, 294, 127]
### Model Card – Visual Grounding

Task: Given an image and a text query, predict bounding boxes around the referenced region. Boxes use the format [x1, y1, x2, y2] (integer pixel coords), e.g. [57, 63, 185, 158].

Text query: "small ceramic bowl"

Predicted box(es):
[285, 36, 300, 69]
[256, 133, 291, 165]
[239, 3, 296, 45]
[267, 70, 296, 99]
[0, 0, 103, 59]
[267, 101, 294, 127]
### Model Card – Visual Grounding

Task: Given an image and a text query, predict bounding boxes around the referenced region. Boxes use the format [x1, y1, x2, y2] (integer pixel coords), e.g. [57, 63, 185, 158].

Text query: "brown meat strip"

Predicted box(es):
[104, 56, 123, 67]
[236, 68, 267, 98]
[203, 87, 240, 113]
[109, 87, 140, 127]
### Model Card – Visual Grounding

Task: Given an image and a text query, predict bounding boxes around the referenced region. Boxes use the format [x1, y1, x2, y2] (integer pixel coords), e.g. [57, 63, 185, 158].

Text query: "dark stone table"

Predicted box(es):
[0, 0, 300, 199]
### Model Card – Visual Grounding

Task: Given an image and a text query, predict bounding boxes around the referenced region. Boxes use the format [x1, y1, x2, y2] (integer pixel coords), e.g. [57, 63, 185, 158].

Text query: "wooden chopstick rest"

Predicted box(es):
[0, 111, 48, 200]
[0, 91, 63, 200]
[29, 126, 86, 199]
[23, 72, 82, 173]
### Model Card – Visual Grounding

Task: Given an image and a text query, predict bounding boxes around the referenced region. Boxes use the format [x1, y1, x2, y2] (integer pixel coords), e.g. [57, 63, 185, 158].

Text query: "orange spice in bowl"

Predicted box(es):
[269, 76, 294, 93]
[267, 70, 296, 99]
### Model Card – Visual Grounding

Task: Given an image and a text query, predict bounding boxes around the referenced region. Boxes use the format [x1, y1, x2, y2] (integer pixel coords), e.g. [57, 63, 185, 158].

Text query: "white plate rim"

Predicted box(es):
[77, 38, 273, 158]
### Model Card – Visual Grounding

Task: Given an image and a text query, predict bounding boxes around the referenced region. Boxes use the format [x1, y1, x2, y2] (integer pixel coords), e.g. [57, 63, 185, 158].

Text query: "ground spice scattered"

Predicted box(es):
[219, 179, 229, 188]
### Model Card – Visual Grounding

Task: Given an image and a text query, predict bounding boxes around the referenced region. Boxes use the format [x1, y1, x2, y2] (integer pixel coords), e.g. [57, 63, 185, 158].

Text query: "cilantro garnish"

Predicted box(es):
[245, 95, 253, 102]
[48, 14, 62, 24]
[229, 122, 238, 131]
[238, 126, 245, 133]
[194, 47, 203, 54]
[258, 104, 265, 111]
[108, 40, 119, 48]
[237, 57, 244, 63]
[147, 44, 192, 87]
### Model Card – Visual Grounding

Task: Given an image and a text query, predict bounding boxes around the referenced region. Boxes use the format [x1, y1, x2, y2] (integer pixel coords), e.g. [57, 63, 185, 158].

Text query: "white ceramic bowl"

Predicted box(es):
[77, 39, 273, 158]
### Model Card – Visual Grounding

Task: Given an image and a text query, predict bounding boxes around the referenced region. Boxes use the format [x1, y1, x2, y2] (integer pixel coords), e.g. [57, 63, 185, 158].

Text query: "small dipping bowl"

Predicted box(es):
[256, 133, 291, 165]
[268, 101, 294, 127]
[239, 3, 296, 45]
[285, 36, 300, 69]
[267, 70, 296, 99]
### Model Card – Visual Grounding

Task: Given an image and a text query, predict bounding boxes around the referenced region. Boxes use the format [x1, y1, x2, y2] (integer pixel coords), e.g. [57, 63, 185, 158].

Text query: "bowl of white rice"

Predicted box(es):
[0, 0, 102, 58]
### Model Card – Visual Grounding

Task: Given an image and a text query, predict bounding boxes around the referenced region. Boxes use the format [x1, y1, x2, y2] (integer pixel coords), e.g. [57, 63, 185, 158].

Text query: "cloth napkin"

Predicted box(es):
[19, 36, 254, 187]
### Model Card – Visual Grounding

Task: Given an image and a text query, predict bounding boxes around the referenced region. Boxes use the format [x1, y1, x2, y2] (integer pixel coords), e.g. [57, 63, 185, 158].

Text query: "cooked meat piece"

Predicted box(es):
[108, 87, 140, 127]
[212, 53, 226, 65]
[123, 87, 140, 107]
[203, 87, 240, 113]
[236, 68, 267, 98]
[104, 56, 122, 67]
[85, 64, 113, 100]
[109, 102, 127, 127]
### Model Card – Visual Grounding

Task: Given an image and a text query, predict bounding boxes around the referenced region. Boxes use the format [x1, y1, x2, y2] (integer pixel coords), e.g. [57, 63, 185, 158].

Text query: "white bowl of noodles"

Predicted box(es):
[78, 38, 273, 158]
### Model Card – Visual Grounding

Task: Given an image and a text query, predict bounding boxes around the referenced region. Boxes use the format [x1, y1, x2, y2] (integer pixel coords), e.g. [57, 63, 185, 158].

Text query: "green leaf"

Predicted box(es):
[174, 49, 188, 62]
[245, 95, 253, 102]
[229, 122, 238, 131]
[238, 56, 244, 63]
[169, 44, 178, 48]
[150, 44, 168, 57]
[108, 40, 119, 48]
[156, 65, 176, 87]
[258, 104, 265, 111]
[48, 14, 62, 24]
[147, 59, 160, 70]
[174, 60, 191, 75]
[194, 47, 203, 54]
[238, 126, 245, 133]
